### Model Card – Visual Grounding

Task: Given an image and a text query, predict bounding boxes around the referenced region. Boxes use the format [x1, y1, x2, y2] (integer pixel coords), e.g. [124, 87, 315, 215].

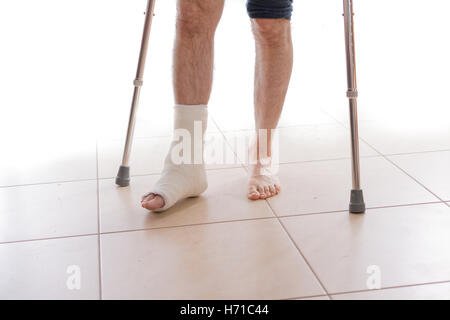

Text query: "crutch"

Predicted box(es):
[116, 0, 156, 187]
[343, 0, 365, 213]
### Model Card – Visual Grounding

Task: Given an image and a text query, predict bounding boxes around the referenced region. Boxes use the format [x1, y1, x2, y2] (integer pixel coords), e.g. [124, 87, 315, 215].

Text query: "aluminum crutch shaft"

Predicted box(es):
[343, 0, 365, 213]
[116, 0, 156, 187]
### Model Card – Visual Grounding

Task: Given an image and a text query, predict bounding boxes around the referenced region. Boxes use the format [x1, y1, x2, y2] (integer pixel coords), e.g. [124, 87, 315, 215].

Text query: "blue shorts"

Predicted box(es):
[246, 0, 294, 20]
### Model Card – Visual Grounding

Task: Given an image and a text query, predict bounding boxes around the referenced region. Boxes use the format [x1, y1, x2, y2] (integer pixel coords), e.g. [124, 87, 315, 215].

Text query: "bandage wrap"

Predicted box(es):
[144, 104, 209, 212]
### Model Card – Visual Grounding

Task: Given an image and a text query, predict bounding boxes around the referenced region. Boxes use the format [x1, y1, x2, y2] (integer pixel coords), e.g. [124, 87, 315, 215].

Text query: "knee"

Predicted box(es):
[176, 1, 222, 37]
[251, 19, 291, 46]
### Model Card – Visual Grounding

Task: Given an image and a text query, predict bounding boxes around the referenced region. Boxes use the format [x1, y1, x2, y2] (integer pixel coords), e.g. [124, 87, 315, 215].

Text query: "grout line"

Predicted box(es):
[105, 124, 335, 301]
[269, 198, 450, 301]
[367, 145, 446, 203]
[382, 149, 450, 157]
[283, 294, 330, 300]
[361, 200, 445, 210]
[0, 217, 278, 247]
[2, 200, 445, 247]
[0, 165, 242, 190]
[0, 178, 99, 189]
[0, 233, 98, 246]
[3, 147, 449, 191]
[276, 200, 446, 219]
[3, 116, 449, 243]
[366, 143, 446, 203]
[95, 141, 103, 300]
[361, 200, 448, 211]
[97, 166, 245, 183]
[210, 116, 247, 169]
[319, 108, 380, 156]
[100, 216, 278, 236]
[264, 199, 332, 300]
[320, 108, 447, 204]
[277, 218, 331, 299]
[285, 278, 450, 299]
[379, 154, 450, 211]
[328, 279, 450, 298]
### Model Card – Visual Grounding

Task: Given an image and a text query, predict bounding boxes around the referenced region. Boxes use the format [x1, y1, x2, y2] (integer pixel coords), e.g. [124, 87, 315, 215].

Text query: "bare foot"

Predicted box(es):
[247, 129, 280, 200]
[247, 164, 281, 200]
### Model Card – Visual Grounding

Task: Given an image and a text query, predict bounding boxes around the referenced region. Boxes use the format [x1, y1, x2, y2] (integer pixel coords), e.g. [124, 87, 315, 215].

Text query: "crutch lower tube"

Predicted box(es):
[343, 0, 365, 213]
[116, 0, 156, 187]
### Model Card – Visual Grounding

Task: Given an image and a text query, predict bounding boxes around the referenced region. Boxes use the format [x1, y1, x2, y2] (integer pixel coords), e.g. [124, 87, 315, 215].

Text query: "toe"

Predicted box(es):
[263, 186, 271, 197]
[142, 195, 165, 210]
[257, 186, 266, 199]
[141, 193, 155, 203]
[274, 184, 281, 193]
[268, 185, 276, 196]
[248, 191, 260, 200]
[247, 186, 260, 200]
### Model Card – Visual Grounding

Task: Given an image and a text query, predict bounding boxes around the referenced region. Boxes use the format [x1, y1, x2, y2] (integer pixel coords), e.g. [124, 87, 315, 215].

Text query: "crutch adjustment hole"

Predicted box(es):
[346, 89, 358, 98]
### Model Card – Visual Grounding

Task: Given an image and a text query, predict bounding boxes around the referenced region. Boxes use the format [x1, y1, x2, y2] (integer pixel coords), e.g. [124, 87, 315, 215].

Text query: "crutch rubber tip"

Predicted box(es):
[349, 189, 365, 214]
[115, 165, 131, 187]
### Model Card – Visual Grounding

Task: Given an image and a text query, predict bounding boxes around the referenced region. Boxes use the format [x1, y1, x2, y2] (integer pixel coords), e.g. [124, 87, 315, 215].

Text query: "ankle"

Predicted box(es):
[248, 129, 278, 165]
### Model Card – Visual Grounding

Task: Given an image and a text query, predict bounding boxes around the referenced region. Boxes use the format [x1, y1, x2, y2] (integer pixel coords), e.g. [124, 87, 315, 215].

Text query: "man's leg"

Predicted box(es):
[247, 3, 294, 200]
[173, 0, 224, 105]
[142, 0, 224, 211]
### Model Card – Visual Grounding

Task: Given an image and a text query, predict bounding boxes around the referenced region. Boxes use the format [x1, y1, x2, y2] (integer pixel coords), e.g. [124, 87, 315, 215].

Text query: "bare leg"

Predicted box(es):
[142, 0, 224, 210]
[247, 18, 293, 200]
[173, 0, 224, 105]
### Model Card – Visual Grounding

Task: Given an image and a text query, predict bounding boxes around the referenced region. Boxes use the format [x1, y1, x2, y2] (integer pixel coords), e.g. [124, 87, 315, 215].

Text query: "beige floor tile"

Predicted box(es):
[282, 203, 450, 293]
[332, 282, 450, 300]
[359, 120, 450, 155]
[296, 295, 330, 300]
[267, 156, 438, 216]
[0, 137, 97, 187]
[0, 181, 98, 243]
[99, 167, 274, 233]
[389, 151, 450, 201]
[277, 124, 378, 163]
[97, 136, 171, 178]
[223, 124, 377, 166]
[98, 130, 241, 179]
[101, 219, 324, 299]
[320, 106, 374, 126]
[0, 236, 99, 299]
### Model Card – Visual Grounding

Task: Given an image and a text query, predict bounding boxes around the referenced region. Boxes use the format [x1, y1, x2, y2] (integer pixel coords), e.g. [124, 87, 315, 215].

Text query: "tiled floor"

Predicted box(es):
[2, 0, 450, 300]
[3, 112, 450, 299]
